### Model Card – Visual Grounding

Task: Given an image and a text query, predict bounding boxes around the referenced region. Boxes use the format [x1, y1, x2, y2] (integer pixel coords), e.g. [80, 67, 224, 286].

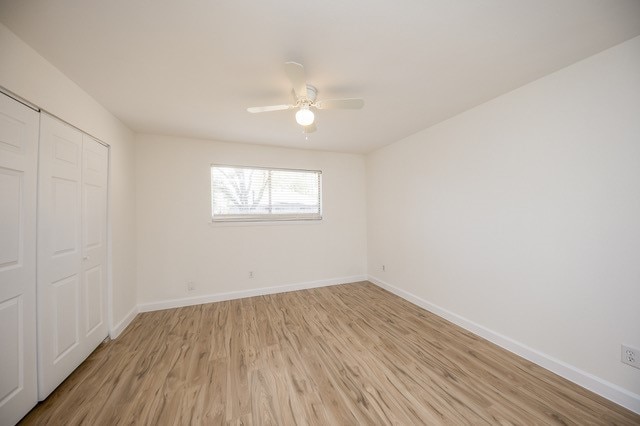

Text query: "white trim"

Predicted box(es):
[137, 275, 367, 313]
[368, 275, 640, 415]
[209, 219, 323, 228]
[109, 305, 139, 339]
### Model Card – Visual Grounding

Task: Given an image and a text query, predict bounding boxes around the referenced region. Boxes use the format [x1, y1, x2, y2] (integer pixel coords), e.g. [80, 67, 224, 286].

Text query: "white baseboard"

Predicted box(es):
[109, 305, 139, 339]
[137, 275, 367, 313]
[368, 275, 640, 415]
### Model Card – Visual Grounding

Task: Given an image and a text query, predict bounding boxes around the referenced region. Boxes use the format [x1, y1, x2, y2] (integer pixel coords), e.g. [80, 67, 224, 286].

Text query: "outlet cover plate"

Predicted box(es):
[621, 344, 640, 369]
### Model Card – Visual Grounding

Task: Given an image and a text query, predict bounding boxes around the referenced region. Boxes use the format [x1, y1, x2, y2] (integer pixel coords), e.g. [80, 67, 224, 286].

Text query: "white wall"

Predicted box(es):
[367, 35, 640, 400]
[0, 23, 137, 330]
[135, 134, 367, 306]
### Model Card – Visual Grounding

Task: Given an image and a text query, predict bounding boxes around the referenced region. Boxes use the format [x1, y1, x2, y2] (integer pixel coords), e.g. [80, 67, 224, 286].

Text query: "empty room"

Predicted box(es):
[1, 1, 639, 424]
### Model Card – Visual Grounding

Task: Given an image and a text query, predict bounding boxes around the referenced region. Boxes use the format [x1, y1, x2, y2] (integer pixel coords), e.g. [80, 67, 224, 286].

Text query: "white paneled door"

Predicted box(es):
[0, 94, 39, 425]
[37, 114, 109, 400]
[80, 135, 109, 354]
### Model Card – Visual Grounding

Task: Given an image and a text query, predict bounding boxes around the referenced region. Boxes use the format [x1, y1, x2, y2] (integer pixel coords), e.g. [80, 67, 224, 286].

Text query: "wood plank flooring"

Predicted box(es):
[21, 282, 639, 425]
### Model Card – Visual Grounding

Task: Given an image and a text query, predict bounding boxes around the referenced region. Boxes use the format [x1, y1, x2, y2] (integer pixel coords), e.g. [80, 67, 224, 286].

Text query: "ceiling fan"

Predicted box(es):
[247, 62, 364, 133]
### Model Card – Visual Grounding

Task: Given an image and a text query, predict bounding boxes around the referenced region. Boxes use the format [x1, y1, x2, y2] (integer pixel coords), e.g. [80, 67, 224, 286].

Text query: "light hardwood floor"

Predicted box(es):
[21, 282, 639, 425]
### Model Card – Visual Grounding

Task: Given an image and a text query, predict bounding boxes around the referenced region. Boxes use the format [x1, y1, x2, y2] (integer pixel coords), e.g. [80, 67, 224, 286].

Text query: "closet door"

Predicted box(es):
[80, 135, 109, 353]
[37, 114, 109, 400]
[0, 94, 38, 425]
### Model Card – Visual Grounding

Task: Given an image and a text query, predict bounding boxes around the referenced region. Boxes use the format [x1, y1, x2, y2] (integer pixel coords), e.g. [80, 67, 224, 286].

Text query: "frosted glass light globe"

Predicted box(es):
[295, 107, 315, 126]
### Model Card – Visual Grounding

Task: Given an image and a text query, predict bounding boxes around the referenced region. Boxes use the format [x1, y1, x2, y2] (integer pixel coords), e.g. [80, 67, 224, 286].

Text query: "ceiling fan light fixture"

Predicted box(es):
[247, 62, 363, 135]
[295, 107, 315, 126]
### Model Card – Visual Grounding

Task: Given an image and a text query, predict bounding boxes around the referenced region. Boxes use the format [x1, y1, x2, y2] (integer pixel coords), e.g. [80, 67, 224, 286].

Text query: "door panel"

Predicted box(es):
[52, 275, 80, 361]
[0, 94, 38, 426]
[83, 184, 103, 250]
[38, 115, 109, 400]
[81, 135, 108, 349]
[52, 177, 79, 256]
[84, 266, 103, 334]
[53, 136, 80, 164]
[0, 297, 22, 407]
[0, 168, 22, 269]
[38, 114, 84, 400]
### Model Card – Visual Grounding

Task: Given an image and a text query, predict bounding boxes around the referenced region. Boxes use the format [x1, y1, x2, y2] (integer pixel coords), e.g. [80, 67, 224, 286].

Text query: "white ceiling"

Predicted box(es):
[1, 1, 639, 153]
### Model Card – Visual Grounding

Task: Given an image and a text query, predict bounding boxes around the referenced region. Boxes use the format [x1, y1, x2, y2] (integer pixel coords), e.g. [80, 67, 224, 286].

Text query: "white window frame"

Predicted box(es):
[211, 164, 323, 222]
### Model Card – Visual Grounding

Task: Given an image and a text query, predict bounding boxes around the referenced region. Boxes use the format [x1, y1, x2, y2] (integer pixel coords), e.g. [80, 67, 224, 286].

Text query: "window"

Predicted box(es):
[211, 165, 322, 222]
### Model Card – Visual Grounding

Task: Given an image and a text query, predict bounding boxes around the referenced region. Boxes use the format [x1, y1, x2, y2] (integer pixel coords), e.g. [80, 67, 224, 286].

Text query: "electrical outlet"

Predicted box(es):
[249, 271, 254, 279]
[382, 264, 386, 272]
[621, 345, 640, 369]
[187, 281, 195, 292]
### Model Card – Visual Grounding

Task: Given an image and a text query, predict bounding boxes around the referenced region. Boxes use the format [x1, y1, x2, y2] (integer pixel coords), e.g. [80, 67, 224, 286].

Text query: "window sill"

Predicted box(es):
[209, 218, 323, 228]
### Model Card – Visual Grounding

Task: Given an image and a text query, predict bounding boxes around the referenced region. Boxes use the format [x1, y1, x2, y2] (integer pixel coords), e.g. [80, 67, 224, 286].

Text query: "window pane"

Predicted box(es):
[271, 170, 320, 215]
[211, 165, 321, 221]
[212, 167, 270, 215]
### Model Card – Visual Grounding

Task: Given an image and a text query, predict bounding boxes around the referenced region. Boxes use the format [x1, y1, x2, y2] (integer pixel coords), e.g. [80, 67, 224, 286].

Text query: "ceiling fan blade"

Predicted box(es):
[247, 104, 293, 113]
[284, 62, 308, 100]
[302, 122, 317, 133]
[315, 98, 364, 110]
